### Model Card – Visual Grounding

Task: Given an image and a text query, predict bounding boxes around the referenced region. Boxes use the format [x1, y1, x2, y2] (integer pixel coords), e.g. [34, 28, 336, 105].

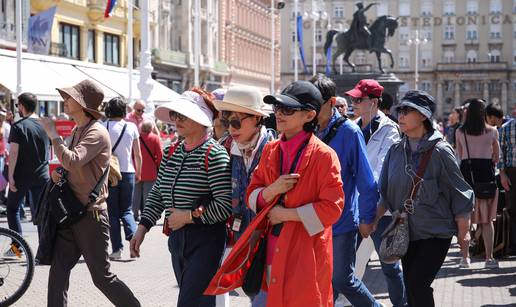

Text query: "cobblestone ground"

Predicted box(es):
[5, 217, 516, 307]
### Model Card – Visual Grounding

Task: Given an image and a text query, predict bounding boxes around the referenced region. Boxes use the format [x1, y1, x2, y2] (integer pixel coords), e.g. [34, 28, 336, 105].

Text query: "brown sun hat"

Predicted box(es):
[56, 79, 104, 119]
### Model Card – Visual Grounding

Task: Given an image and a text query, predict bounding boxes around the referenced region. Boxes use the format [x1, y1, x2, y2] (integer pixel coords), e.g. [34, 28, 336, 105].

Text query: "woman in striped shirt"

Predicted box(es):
[130, 89, 232, 307]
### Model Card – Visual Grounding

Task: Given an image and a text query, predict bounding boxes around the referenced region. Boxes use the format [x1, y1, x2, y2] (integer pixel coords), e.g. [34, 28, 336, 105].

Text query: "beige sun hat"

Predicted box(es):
[214, 85, 269, 117]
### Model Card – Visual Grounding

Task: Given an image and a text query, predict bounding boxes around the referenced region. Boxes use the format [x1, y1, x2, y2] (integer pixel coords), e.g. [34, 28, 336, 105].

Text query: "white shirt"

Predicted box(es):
[102, 119, 139, 173]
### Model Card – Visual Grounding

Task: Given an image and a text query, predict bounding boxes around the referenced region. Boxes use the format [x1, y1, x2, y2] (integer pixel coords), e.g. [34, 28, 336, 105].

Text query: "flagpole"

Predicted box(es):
[16, 0, 22, 98]
[294, 0, 298, 81]
[194, 0, 200, 87]
[128, 0, 133, 104]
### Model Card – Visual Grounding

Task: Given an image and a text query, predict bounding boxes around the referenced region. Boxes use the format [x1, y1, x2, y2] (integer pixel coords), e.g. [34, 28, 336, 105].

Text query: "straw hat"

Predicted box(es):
[214, 85, 269, 117]
[56, 79, 104, 119]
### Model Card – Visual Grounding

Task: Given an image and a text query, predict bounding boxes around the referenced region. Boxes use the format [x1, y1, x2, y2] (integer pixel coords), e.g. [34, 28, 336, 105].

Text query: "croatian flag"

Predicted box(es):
[104, 0, 117, 18]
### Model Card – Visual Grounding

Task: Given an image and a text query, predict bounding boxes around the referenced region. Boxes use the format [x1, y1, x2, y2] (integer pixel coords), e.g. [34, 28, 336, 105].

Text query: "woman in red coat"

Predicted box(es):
[205, 81, 344, 307]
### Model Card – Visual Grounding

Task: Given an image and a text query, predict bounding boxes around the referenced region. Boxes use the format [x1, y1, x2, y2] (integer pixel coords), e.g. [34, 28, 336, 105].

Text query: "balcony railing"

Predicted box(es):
[0, 22, 16, 42]
[152, 48, 188, 67]
[436, 62, 508, 72]
[50, 42, 68, 57]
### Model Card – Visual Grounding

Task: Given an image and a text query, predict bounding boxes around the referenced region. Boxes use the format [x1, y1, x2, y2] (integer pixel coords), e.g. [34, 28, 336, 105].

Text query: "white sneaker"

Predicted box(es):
[109, 249, 122, 260]
[458, 257, 471, 268]
[484, 259, 499, 269]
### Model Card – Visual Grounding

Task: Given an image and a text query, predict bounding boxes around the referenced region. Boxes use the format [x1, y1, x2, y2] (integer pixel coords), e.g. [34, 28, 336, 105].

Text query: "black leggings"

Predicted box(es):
[401, 237, 451, 307]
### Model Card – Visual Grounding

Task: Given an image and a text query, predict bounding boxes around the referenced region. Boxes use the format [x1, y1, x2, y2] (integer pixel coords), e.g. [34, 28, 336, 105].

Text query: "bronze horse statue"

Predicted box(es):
[324, 15, 399, 74]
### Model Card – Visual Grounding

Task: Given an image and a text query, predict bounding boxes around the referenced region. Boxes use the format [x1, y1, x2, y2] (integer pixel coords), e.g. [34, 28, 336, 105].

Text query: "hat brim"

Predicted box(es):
[263, 94, 305, 109]
[395, 100, 433, 119]
[155, 97, 213, 127]
[214, 100, 269, 117]
[344, 88, 366, 98]
[56, 88, 103, 119]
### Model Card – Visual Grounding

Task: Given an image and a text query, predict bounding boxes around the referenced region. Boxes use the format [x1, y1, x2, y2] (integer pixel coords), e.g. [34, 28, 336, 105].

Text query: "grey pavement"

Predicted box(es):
[5, 217, 516, 307]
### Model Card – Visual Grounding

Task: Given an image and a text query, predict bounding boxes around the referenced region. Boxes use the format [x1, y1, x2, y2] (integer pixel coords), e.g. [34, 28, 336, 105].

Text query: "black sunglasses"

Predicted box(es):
[397, 106, 417, 116]
[220, 115, 253, 130]
[169, 111, 187, 121]
[272, 105, 307, 116]
[134, 108, 144, 113]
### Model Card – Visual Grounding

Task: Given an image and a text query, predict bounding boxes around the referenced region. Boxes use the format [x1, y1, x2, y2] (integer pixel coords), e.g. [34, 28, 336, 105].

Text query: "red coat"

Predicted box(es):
[205, 134, 344, 307]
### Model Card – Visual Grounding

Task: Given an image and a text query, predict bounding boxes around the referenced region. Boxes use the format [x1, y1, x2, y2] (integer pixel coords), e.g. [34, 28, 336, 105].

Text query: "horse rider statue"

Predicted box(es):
[351, 2, 377, 47]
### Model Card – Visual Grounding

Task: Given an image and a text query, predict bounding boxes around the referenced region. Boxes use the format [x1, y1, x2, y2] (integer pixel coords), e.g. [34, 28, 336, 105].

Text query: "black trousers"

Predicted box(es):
[168, 222, 226, 307]
[401, 237, 451, 307]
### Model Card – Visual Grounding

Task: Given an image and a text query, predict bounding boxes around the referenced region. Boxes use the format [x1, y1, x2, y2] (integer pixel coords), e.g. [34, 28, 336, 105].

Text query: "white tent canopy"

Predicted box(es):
[0, 49, 180, 104]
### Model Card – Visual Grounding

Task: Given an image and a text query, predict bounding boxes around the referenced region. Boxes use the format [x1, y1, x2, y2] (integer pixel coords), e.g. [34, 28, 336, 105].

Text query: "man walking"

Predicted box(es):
[499, 117, 516, 255]
[346, 79, 408, 307]
[310, 75, 384, 307]
[6, 93, 49, 251]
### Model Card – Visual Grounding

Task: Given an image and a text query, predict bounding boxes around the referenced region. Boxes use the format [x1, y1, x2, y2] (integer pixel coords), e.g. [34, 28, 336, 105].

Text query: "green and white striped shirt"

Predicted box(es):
[140, 138, 232, 230]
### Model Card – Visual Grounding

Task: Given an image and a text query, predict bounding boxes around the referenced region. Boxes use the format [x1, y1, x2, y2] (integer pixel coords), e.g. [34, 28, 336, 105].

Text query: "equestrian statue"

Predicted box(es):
[324, 2, 399, 74]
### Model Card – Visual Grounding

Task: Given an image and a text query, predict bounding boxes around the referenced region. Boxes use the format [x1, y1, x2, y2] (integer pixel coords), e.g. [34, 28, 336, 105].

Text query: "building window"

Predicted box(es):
[399, 53, 409, 68]
[398, 0, 410, 16]
[376, 2, 388, 16]
[421, 1, 432, 16]
[514, 0, 516, 13]
[489, 50, 501, 63]
[466, 25, 478, 40]
[316, 29, 322, 43]
[291, 31, 296, 42]
[490, 0, 502, 14]
[467, 50, 477, 63]
[421, 81, 431, 92]
[444, 51, 455, 63]
[513, 51, 516, 65]
[334, 6, 344, 18]
[87, 30, 95, 62]
[422, 28, 432, 41]
[443, 1, 455, 16]
[59, 23, 80, 59]
[104, 33, 120, 66]
[490, 24, 501, 39]
[355, 51, 366, 64]
[467, 0, 478, 15]
[421, 50, 432, 68]
[399, 27, 409, 44]
[443, 26, 455, 40]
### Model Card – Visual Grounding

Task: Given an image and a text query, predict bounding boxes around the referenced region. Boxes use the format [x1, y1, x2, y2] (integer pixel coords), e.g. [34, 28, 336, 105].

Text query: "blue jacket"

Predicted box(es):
[317, 109, 379, 235]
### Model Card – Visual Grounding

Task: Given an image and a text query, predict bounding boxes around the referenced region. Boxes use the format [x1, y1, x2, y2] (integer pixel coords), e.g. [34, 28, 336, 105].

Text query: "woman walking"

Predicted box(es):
[102, 97, 142, 260]
[130, 89, 232, 307]
[205, 81, 344, 307]
[455, 98, 500, 268]
[41, 80, 140, 307]
[376, 90, 474, 307]
[446, 107, 463, 150]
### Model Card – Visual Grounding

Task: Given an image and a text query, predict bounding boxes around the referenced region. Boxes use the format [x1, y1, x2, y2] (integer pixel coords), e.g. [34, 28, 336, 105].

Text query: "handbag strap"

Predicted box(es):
[463, 132, 476, 185]
[405, 143, 436, 209]
[107, 121, 128, 153]
[140, 136, 158, 169]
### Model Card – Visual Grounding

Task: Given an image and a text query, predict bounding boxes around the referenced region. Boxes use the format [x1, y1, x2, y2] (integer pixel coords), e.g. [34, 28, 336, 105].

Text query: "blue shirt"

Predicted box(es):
[317, 109, 379, 235]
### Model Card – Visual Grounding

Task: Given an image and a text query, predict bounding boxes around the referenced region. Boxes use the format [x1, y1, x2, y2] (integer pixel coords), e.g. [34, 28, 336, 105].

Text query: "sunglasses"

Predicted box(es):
[351, 97, 371, 104]
[220, 115, 253, 130]
[397, 106, 417, 116]
[169, 111, 187, 121]
[134, 108, 144, 113]
[273, 105, 307, 116]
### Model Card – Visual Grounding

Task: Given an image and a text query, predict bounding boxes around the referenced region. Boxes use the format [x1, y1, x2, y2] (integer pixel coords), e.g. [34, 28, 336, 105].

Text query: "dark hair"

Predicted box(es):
[303, 117, 318, 133]
[309, 74, 336, 103]
[452, 107, 464, 122]
[424, 119, 434, 132]
[379, 92, 394, 111]
[460, 98, 487, 136]
[104, 97, 127, 118]
[485, 102, 504, 119]
[18, 92, 37, 113]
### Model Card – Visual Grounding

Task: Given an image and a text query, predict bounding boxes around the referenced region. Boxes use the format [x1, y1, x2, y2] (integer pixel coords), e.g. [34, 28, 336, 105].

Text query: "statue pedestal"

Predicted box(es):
[330, 73, 404, 104]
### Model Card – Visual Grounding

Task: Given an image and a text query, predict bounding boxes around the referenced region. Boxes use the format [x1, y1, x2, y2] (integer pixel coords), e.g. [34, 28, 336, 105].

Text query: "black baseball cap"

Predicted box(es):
[263, 81, 324, 112]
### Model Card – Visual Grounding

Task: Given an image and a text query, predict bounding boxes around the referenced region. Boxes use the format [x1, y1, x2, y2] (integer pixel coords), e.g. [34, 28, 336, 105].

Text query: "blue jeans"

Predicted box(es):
[333, 229, 380, 307]
[357, 216, 408, 307]
[7, 183, 45, 238]
[107, 172, 137, 253]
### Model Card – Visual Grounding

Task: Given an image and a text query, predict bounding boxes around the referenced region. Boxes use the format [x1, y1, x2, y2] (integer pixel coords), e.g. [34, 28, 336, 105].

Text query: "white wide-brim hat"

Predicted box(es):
[155, 95, 213, 127]
[214, 85, 269, 117]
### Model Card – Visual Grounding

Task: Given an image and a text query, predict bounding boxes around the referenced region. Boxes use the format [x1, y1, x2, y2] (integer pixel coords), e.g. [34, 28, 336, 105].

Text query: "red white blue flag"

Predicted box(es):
[104, 0, 117, 18]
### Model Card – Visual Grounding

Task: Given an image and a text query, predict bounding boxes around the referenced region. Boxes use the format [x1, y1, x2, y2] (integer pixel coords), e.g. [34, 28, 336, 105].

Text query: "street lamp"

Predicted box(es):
[407, 29, 428, 90]
[271, 1, 285, 94]
[309, 1, 327, 76]
[293, 0, 299, 81]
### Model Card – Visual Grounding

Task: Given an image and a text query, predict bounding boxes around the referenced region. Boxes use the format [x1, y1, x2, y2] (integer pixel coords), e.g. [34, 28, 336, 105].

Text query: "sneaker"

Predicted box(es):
[3, 245, 23, 258]
[109, 249, 122, 260]
[484, 259, 499, 269]
[458, 257, 471, 268]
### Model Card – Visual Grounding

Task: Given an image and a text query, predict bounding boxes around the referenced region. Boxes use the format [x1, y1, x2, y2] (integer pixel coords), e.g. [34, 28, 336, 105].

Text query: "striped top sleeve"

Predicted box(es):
[140, 139, 232, 230]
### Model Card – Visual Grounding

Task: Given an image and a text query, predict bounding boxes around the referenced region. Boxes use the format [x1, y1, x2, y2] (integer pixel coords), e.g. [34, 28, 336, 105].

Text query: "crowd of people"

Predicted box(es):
[0, 74, 515, 307]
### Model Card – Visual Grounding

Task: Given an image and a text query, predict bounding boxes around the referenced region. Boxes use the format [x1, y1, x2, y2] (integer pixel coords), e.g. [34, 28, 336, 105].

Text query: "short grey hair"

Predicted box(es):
[336, 96, 348, 106]
[141, 119, 154, 133]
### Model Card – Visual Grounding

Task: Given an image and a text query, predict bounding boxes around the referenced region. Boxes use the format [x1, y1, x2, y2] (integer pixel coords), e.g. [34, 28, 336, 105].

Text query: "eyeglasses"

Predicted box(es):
[220, 115, 253, 130]
[351, 97, 370, 104]
[272, 105, 306, 116]
[335, 105, 345, 109]
[169, 111, 187, 122]
[397, 106, 417, 116]
[134, 109, 144, 113]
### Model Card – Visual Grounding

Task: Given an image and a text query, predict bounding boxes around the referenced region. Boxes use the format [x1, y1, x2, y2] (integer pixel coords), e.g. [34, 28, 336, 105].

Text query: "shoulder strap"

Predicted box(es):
[463, 132, 476, 185]
[112, 123, 127, 153]
[89, 166, 109, 204]
[166, 141, 181, 160]
[140, 136, 154, 159]
[322, 117, 347, 145]
[204, 143, 215, 171]
[408, 144, 436, 201]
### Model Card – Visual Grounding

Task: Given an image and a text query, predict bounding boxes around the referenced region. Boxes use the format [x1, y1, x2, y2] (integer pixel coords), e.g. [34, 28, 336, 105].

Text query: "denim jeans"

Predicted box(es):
[7, 182, 45, 238]
[333, 229, 380, 307]
[107, 172, 137, 253]
[357, 215, 408, 307]
[132, 180, 155, 220]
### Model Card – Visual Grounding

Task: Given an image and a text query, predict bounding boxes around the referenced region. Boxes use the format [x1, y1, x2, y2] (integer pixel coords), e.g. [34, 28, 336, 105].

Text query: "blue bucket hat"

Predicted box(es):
[396, 90, 436, 120]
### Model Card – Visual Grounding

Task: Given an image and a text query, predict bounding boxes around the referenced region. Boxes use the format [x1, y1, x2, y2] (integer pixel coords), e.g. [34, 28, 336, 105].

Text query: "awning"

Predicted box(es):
[0, 49, 180, 104]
